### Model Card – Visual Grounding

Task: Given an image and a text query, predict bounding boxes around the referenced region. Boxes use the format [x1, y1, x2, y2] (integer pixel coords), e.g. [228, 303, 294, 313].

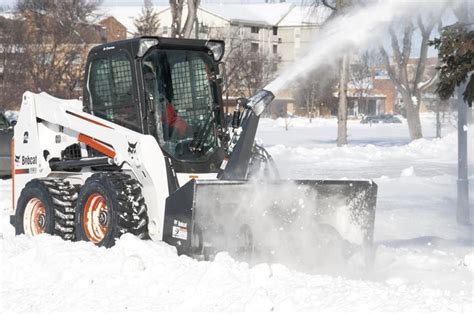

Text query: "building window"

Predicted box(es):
[272, 26, 278, 35]
[250, 43, 259, 52]
[272, 62, 278, 72]
[250, 26, 259, 34]
[273, 45, 278, 54]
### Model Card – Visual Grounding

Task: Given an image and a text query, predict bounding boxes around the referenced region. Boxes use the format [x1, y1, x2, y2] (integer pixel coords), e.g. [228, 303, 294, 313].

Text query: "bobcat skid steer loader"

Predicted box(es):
[10, 37, 377, 267]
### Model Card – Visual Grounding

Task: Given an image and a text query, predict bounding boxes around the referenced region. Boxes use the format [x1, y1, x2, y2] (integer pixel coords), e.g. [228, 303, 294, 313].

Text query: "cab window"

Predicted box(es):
[88, 52, 141, 132]
[142, 49, 219, 162]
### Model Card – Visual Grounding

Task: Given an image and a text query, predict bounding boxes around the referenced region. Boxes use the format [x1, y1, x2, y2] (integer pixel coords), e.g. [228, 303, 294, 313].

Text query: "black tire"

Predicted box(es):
[74, 172, 149, 248]
[15, 178, 77, 240]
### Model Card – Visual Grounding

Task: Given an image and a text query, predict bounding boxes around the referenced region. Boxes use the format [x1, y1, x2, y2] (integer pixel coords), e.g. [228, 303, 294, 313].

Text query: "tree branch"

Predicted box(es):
[379, 46, 407, 94]
[414, 14, 437, 91]
[388, 24, 410, 90]
[417, 15, 426, 34]
[401, 20, 413, 63]
[418, 72, 438, 92]
[389, 27, 402, 65]
[181, 0, 200, 38]
[322, 0, 336, 11]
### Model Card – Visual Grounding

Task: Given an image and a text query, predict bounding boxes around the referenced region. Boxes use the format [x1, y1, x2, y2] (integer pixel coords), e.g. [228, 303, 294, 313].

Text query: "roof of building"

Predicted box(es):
[96, 5, 168, 35]
[200, 3, 292, 26]
[277, 5, 332, 27]
[97, 4, 331, 34]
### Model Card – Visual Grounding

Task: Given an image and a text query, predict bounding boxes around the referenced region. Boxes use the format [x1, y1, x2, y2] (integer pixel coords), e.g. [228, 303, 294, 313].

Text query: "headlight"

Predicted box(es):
[137, 38, 159, 57]
[205, 40, 225, 62]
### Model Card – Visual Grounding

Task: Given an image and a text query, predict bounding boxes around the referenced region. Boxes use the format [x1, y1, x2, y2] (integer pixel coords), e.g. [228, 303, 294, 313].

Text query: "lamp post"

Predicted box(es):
[456, 3, 473, 224]
[456, 76, 471, 225]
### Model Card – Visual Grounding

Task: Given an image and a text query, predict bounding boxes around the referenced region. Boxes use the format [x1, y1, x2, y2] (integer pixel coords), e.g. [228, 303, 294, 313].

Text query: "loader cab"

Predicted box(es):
[84, 37, 226, 173]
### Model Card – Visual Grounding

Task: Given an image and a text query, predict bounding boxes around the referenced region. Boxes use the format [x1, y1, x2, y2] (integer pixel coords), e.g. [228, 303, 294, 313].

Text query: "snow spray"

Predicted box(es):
[193, 173, 377, 275]
[264, 0, 453, 95]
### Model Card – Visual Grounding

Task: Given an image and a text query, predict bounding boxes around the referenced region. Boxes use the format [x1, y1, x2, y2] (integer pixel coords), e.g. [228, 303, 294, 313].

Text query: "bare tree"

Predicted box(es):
[349, 51, 377, 115]
[0, 17, 25, 110]
[379, 14, 440, 140]
[0, 0, 102, 110]
[169, 0, 200, 38]
[134, 0, 160, 36]
[294, 65, 338, 121]
[210, 26, 277, 98]
[318, 0, 354, 146]
[209, 27, 246, 100]
[227, 43, 277, 97]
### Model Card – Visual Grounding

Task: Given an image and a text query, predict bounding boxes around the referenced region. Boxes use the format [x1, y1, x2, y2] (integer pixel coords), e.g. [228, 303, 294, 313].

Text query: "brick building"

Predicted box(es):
[0, 11, 128, 108]
[98, 16, 127, 43]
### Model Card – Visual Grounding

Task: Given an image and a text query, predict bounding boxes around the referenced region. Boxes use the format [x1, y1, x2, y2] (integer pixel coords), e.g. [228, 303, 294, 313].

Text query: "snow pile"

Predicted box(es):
[3, 110, 18, 122]
[400, 166, 415, 177]
[464, 253, 474, 273]
[267, 132, 457, 166]
[1, 233, 471, 312]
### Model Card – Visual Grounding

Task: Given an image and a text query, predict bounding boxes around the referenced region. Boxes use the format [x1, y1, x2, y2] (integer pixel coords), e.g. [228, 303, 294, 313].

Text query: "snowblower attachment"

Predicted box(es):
[163, 179, 377, 268]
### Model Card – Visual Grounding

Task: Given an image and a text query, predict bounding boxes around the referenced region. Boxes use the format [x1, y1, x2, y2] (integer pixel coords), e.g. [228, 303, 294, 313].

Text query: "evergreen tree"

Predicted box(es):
[431, 23, 473, 106]
[134, 0, 160, 36]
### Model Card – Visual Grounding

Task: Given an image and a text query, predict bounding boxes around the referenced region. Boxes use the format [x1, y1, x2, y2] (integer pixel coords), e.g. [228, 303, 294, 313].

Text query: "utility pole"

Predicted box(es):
[456, 78, 470, 225]
[456, 4, 472, 225]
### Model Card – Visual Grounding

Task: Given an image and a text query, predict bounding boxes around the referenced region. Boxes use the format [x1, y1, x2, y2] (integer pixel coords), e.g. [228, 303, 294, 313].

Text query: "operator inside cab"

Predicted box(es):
[143, 61, 188, 140]
[142, 49, 220, 162]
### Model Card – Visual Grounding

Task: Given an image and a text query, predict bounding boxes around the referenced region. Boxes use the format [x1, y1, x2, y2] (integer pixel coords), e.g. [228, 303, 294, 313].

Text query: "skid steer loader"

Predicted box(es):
[10, 37, 377, 267]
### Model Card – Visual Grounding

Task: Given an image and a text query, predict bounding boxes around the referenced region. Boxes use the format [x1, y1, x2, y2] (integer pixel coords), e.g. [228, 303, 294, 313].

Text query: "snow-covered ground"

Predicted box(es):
[1, 114, 473, 312]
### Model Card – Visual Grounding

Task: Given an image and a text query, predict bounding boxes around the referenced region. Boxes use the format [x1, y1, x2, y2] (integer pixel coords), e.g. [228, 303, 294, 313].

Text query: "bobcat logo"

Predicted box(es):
[14, 155, 20, 163]
[128, 142, 137, 155]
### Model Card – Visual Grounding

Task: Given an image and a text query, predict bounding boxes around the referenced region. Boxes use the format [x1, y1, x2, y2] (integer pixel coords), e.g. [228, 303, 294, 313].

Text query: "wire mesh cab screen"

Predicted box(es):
[88, 51, 140, 131]
[142, 49, 219, 162]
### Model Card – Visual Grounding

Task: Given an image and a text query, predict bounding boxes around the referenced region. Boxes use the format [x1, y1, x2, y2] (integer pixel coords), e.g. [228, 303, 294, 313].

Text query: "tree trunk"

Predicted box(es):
[169, 0, 183, 38]
[337, 53, 349, 146]
[403, 94, 423, 140]
[436, 100, 444, 138]
[181, 0, 198, 38]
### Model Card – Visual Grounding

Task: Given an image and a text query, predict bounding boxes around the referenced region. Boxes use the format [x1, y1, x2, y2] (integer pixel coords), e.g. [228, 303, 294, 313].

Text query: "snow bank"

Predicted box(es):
[268, 132, 457, 165]
[1, 233, 471, 312]
[3, 110, 18, 122]
[464, 253, 474, 273]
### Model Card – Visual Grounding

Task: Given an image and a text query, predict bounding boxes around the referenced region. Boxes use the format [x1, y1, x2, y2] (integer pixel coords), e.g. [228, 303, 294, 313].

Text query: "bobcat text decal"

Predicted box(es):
[15, 155, 38, 166]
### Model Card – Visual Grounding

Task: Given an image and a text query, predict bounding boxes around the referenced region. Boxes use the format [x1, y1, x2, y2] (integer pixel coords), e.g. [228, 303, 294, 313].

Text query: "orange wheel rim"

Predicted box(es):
[23, 198, 46, 235]
[83, 193, 109, 244]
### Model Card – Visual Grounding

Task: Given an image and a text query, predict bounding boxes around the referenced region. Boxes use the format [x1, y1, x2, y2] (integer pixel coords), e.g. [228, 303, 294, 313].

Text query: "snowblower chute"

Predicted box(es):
[164, 179, 377, 264]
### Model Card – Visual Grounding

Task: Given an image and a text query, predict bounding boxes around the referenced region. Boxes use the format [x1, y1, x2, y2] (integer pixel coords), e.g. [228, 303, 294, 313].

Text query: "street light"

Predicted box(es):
[456, 4, 473, 224]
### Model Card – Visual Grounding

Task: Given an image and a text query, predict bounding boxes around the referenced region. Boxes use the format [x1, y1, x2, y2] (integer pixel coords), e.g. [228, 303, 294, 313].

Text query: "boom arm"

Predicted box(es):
[13, 92, 170, 240]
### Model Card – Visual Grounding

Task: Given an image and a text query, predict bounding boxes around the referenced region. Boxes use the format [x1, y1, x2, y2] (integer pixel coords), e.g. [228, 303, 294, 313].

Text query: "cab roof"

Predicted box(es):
[88, 36, 224, 59]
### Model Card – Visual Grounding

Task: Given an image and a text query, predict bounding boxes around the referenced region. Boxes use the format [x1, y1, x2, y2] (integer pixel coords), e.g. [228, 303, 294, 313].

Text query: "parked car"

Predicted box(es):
[360, 114, 402, 124]
[0, 112, 14, 178]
